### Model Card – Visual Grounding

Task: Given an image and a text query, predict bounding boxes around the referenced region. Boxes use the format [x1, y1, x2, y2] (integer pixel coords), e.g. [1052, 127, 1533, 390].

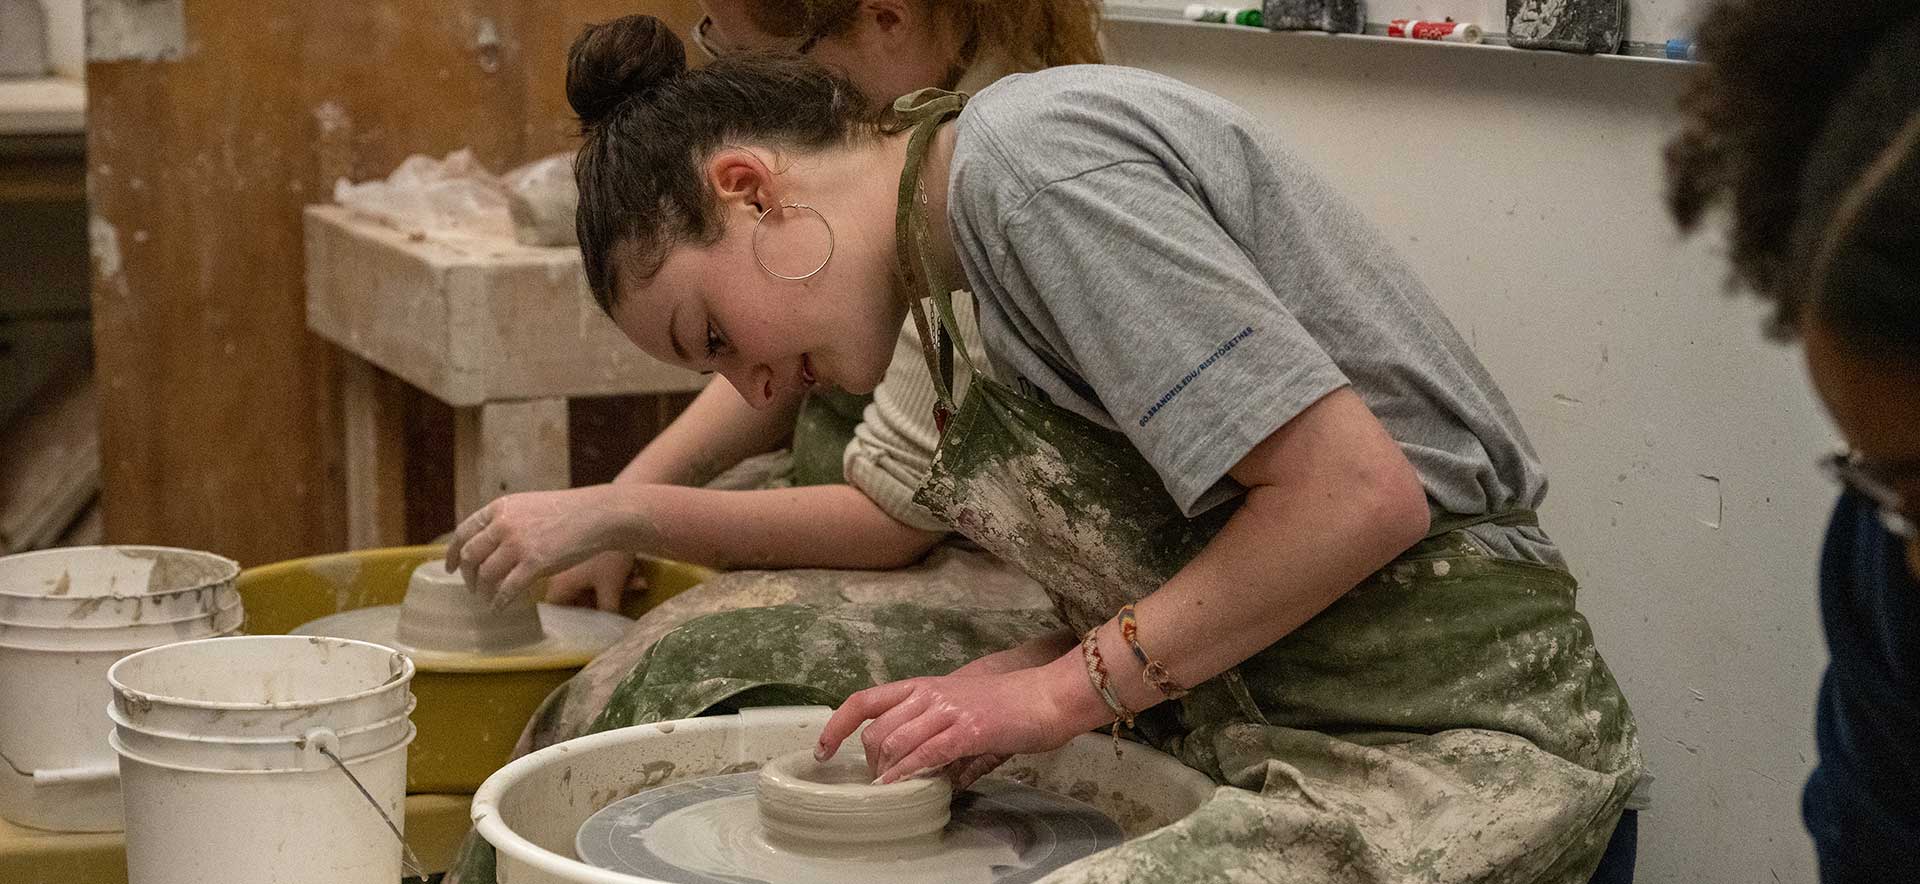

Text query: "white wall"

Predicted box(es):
[1108, 21, 1835, 884]
[40, 0, 83, 78]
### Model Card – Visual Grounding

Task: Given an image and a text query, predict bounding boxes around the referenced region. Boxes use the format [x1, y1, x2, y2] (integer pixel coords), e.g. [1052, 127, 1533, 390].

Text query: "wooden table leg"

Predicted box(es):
[452, 398, 571, 522]
[340, 353, 407, 549]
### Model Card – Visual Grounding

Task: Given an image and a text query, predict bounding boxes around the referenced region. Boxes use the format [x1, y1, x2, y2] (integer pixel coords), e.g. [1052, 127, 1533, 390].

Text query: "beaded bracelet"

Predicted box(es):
[1080, 626, 1134, 756]
[1117, 603, 1189, 700]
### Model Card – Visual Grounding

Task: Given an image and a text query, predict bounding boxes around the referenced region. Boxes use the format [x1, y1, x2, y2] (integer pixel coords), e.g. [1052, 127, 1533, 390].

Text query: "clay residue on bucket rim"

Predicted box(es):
[65, 596, 108, 620]
[2, 547, 239, 601]
[117, 686, 155, 717]
[133, 549, 239, 596]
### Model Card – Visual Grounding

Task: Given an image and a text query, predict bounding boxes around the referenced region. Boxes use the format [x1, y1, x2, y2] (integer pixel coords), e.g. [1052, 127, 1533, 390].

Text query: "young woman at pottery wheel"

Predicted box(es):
[448, 14, 1644, 883]
[443, 5, 1100, 882]
[545, 0, 1104, 613]
[492, 0, 1101, 774]
[515, 0, 1102, 762]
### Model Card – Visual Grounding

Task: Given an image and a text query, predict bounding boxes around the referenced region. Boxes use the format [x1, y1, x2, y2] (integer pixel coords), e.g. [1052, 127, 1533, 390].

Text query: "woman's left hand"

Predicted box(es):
[816, 663, 1107, 787]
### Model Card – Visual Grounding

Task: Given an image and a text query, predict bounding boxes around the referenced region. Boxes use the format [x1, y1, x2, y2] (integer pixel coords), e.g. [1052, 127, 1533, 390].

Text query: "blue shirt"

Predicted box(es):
[1805, 491, 1920, 880]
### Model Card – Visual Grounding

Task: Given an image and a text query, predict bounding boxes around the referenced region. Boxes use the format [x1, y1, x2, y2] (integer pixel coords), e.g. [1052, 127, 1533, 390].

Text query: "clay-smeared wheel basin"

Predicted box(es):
[476, 706, 1217, 884]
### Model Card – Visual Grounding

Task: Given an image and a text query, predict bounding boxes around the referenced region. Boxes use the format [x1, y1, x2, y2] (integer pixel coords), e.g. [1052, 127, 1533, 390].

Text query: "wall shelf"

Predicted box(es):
[1104, 3, 1694, 67]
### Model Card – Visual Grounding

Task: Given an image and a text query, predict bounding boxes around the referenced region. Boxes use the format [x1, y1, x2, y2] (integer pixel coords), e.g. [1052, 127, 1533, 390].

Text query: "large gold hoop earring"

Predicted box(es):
[752, 203, 835, 281]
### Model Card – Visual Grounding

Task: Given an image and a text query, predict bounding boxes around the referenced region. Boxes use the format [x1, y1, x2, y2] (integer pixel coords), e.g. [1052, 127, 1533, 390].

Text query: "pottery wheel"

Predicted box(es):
[290, 604, 629, 670]
[575, 771, 1125, 884]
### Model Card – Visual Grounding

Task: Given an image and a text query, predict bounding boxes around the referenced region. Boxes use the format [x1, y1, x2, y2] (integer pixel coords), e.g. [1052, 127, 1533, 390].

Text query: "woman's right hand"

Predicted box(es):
[934, 630, 1077, 788]
[544, 550, 645, 612]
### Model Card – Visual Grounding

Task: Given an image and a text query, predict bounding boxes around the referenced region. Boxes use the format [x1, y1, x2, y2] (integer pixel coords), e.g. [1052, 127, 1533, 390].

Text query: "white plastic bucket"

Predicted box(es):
[0, 545, 240, 627]
[107, 635, 417, 884]
[0, 546, 242, 833]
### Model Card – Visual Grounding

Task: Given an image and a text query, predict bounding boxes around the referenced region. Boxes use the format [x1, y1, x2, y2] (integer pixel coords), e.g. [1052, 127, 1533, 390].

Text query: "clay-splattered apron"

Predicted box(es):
[512, 546, 1058, 756]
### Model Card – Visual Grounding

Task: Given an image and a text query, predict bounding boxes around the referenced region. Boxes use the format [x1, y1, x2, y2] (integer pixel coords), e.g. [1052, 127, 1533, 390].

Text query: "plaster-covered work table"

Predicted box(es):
[304, 205, 705, 547]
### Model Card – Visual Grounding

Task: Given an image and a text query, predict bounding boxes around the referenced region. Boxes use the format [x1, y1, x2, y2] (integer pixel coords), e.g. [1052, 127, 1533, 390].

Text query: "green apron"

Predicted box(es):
[448, 89, 1640, 884]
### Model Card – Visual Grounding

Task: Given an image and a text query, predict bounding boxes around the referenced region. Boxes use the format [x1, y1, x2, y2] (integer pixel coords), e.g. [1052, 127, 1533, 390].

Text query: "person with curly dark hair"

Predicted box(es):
[1669, 2, 1920, 880]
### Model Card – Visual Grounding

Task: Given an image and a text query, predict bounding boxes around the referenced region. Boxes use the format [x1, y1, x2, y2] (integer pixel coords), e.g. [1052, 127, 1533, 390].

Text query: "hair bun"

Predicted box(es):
[567, 15, 687, 129]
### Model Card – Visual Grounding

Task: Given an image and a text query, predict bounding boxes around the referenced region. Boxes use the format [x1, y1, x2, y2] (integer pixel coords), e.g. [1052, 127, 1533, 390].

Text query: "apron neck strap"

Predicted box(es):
[891, 88, 974, 430]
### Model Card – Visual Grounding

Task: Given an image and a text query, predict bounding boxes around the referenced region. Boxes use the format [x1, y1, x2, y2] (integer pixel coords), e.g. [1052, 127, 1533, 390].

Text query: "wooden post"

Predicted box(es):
[452, 398, 571, 523]
[340, 354, 408, 549]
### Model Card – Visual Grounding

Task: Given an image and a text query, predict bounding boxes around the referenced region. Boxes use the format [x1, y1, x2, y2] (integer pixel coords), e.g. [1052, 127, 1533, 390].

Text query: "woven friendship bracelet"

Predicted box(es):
[1117, 603, 1189, 700]
[1080, 626, 1134, 757]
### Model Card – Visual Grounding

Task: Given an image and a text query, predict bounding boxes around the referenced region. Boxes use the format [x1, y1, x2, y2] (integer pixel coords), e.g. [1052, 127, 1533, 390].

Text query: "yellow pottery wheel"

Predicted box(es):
[234, 546, 714, 793]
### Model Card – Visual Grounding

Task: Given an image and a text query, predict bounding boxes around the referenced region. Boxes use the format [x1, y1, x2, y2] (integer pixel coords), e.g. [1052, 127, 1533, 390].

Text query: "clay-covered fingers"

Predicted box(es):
[875, 714, 956, 784]
[548, 573, 629, 612]
[542, 573, 592, 607]
[456, 527, 505, 600]
[599, 567, 643, 612]
[492, 563, 543, 612]
[602, 570, 643, 612]
[857, 691, 935, 774]
[446, 504, 494, 573]
[544, 552, 619, 608]
[876, 727, 971, 785]
[865, 704, 949, 779]
[473, 544, 518, 596]
[448, 507, 509, 606]
[816, 680, 917, 762]
[586, 552, 642, 612]
[945, 754, 1006, 790]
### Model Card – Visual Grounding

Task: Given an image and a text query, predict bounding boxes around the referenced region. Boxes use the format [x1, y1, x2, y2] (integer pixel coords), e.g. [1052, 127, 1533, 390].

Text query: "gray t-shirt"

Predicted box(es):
[947, 66, 1560, 563]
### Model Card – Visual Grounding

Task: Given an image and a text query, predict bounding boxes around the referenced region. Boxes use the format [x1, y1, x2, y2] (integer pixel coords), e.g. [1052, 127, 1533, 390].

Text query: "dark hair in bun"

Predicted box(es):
[566, 14, 688, 130]
[1668, 0, 1920, 354]
[566, 15, 875, 313]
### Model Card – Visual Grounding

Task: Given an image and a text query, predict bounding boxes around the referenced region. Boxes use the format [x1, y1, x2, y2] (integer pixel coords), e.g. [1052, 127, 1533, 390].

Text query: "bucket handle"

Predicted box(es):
[303, 728, 427, 880]
[32, 762, 120, 786]
[0, 745, 118, 786]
